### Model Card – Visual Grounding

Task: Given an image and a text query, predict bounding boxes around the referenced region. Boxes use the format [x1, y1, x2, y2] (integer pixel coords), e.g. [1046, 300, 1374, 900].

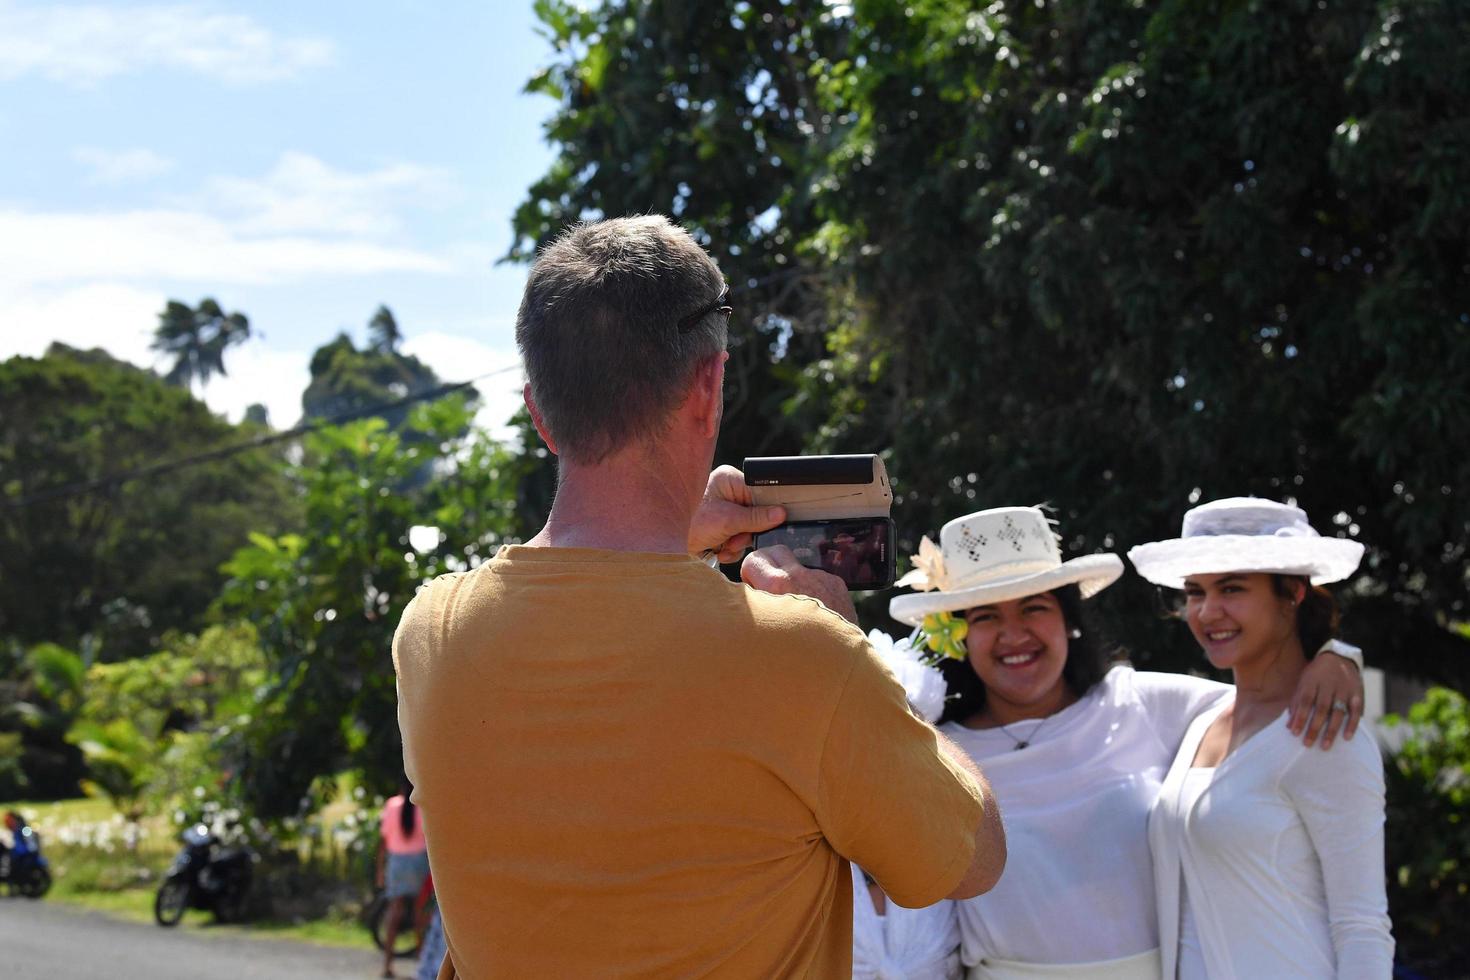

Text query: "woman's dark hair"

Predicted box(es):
[935, 583, 1117, 725]
[1271, 574, 1339, 657]
[399, 777, 416, 837]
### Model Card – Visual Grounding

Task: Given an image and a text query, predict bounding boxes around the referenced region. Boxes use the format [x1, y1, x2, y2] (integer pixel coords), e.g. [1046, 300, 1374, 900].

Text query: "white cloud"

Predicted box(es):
[202, 151, 454, 236]
[402, 330, 524, 441]
[0, 206, 452, 286]
[0, 281, 162, 367]
[0, 2, 334, 85]
[197, 341, 310, 429]
[73, 146, 175, 184]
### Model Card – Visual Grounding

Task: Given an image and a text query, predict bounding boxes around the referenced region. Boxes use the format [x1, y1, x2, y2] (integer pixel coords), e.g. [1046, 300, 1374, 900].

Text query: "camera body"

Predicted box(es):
[744, 455, 895, 590]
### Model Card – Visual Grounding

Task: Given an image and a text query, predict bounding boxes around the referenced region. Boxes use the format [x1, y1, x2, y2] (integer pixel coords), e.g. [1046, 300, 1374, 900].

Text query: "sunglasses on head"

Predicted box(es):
[677, 287, 733, 332]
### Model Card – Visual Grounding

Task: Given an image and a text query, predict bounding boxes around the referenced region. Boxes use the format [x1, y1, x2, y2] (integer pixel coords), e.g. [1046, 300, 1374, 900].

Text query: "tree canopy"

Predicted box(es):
[514, 0, 1469, 686]
[0, 344, 298, 660]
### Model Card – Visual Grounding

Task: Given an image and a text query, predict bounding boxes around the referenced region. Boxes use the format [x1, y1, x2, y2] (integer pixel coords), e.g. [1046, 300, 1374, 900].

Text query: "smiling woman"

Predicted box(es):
[1132, 498, 1394, 979]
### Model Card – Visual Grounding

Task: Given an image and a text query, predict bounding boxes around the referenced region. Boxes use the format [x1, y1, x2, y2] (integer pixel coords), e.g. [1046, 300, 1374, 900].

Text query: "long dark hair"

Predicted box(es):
[1271, 574, 1340, 657]
[934, 584, 1118, 726]
[399, 778, 416, 837]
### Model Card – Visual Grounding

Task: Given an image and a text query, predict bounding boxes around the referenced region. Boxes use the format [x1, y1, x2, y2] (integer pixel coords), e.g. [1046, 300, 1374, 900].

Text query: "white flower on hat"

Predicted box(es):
[894, 535, 950, 592]
[866, 628, 948, 724]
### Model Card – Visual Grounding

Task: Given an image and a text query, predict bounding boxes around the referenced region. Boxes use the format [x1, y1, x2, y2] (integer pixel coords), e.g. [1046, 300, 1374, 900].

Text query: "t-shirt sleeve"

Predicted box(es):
[1282, 728, 1395, 978]
[1132, 668, 1231, 755]
[814, 639, 986, 908]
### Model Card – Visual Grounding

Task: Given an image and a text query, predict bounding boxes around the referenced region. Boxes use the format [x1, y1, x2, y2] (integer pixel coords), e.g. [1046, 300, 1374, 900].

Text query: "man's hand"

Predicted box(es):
[1288, 649, 1366, 750]
[689, 464, 786, 562]
[741, 545, 859, 624]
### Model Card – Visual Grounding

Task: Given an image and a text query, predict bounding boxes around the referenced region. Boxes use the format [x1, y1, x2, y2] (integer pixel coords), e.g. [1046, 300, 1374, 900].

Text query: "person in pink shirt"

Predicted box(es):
[376, 778, 428, 979]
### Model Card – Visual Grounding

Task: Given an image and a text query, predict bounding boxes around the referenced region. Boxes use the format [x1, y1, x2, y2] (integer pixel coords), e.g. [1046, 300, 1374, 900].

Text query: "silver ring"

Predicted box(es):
[1331, 699, 1349, 713]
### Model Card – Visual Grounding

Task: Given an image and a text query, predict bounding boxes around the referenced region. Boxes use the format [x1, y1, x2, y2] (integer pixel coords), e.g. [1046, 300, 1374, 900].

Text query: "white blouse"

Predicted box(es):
[1148, 699, 1394, 979]
[850, 863, 961, 980]
[941, 665, 1228, 966]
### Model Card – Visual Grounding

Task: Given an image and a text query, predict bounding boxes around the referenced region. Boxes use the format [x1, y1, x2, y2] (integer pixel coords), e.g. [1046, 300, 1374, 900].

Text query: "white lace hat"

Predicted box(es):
[888, 506, 1124, 626]
[1127, 497, 1364, 589]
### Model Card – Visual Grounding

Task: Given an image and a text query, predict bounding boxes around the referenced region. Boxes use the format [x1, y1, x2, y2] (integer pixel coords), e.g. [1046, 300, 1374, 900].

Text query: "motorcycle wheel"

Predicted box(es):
[18, 866, 51, 899]
[369, 893, 422, 959]
[154, 878, 189, 927]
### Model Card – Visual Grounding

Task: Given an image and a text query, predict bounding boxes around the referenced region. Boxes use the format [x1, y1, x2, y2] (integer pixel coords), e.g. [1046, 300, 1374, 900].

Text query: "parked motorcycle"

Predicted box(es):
[153, 823, 254, 926]
[0, 812, 52, 899]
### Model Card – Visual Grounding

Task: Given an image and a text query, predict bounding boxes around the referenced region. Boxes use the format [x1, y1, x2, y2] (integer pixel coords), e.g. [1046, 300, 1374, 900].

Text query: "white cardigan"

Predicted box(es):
[1148, 700, 1394, 979]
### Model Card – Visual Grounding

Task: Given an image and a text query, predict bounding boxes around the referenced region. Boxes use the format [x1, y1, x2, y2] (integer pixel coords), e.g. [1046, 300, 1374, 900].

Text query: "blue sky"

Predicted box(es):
[0, 0, 558, 434]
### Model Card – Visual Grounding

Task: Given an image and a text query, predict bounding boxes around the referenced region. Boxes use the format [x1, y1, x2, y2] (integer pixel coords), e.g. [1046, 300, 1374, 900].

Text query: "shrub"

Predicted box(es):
[1382, 687, 1470, 975]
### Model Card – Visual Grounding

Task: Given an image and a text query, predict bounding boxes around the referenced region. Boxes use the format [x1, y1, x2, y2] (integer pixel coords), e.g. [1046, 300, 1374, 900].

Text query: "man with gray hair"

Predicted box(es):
[393, 215, 1004, 978]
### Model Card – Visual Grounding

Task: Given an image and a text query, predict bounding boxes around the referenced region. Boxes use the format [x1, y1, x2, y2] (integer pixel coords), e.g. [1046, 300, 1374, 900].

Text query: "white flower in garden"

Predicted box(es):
[866, 628, 948, 724]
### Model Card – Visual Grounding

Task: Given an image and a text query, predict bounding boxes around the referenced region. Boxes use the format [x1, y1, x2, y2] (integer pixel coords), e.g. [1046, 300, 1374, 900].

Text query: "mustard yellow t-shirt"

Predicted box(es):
[393, 546, 985, 979]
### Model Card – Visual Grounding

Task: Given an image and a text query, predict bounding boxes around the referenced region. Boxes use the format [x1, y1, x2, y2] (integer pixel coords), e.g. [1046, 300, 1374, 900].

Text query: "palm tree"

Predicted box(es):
[152, 298, 251, 391]
[367, 304, 402, 354]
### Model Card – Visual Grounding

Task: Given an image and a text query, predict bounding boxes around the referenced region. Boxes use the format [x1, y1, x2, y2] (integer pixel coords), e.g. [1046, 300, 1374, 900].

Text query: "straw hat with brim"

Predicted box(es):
[1128, 496, 1364, 590]
[889, 506, 1124, 627]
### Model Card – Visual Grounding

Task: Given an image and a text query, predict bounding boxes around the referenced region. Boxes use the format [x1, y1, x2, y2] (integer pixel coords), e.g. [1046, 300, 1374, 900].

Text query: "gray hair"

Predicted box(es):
[515, 215, 728, 463]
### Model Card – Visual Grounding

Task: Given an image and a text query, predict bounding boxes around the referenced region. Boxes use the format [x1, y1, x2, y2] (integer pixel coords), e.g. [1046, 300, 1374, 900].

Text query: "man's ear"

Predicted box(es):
[523, 383, 559, 456]
[690, 352, 728, 440]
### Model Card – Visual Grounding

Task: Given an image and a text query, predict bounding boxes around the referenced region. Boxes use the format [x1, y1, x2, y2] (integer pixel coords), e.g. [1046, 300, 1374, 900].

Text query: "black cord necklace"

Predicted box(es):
[995, 714, 1052, 751]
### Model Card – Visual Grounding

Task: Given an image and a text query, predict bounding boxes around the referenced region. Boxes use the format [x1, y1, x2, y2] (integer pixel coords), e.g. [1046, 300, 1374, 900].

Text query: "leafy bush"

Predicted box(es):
[1382, 687, 1470, 975]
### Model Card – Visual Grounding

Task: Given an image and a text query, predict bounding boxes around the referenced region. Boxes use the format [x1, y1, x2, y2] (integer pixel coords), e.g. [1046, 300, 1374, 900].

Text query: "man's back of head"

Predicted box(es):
[516, 215, 729, 465]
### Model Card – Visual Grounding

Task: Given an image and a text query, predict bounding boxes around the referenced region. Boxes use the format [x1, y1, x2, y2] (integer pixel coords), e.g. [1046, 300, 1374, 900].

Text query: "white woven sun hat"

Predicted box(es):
[888, 506, 1124, 626]
[1127, 496, 1364, 590]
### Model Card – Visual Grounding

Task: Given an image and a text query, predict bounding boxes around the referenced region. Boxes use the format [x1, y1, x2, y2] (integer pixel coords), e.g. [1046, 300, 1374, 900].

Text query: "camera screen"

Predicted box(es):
[756, 518, 894, 589]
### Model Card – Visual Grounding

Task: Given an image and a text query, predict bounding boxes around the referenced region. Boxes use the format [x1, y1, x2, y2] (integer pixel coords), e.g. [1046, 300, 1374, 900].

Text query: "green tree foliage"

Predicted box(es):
[68, 718, 154, 830]
[367, 305, 403, 354]
[0, 344, 298, 661]
[66, 624, 268, 826]
[0, 643, 84, 801]
[215, 397, 520, 819]
[1381, 687, 1470, 974]
[515, 0, 1469, 685]
[300, 308, 471, 434]
[151, 297, 251, 390]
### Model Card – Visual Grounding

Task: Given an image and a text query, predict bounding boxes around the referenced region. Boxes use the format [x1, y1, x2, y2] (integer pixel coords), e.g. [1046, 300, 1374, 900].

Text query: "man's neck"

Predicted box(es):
[525, 445, 704, 555]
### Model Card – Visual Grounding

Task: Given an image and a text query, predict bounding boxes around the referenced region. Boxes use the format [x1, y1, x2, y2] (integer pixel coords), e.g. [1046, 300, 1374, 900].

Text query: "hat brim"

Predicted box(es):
[1127, 535, 1364, 590]
[888, 554, 1124, 627]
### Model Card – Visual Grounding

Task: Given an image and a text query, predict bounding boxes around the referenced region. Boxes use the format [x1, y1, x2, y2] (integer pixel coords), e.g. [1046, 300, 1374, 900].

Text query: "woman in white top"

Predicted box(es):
[1131, 497, 1394, 978]
[887, 506, 1367, 980]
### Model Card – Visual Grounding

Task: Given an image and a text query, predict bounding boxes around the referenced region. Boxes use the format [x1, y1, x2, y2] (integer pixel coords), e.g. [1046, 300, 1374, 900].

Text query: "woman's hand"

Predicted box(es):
[1288, 651, 1365, 749]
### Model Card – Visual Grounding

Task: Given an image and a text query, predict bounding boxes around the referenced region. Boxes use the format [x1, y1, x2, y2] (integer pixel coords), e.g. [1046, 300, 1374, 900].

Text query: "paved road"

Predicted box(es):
[0, 898, 404, 980]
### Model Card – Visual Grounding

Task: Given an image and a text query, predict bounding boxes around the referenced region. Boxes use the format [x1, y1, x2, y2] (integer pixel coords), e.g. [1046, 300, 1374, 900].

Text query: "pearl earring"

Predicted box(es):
[1069, 628, 1083, 639]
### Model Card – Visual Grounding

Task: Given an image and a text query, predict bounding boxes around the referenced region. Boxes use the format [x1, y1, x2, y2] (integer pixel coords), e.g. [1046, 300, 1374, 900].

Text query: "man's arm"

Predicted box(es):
[934, 730, 1007, 899]
[746, 547, 1007, 904]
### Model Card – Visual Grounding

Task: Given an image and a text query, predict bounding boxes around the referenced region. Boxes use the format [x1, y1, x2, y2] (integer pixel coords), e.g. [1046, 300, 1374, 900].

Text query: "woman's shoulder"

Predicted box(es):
[1279, 717, 1385, 775]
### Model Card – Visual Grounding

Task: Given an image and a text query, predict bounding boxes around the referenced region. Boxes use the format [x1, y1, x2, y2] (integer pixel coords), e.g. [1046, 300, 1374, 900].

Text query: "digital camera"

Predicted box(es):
[744, 454, 895, 591]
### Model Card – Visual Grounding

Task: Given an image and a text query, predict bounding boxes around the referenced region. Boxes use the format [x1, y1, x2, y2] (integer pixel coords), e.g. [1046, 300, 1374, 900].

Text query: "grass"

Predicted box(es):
[10, 796, 378, 951]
